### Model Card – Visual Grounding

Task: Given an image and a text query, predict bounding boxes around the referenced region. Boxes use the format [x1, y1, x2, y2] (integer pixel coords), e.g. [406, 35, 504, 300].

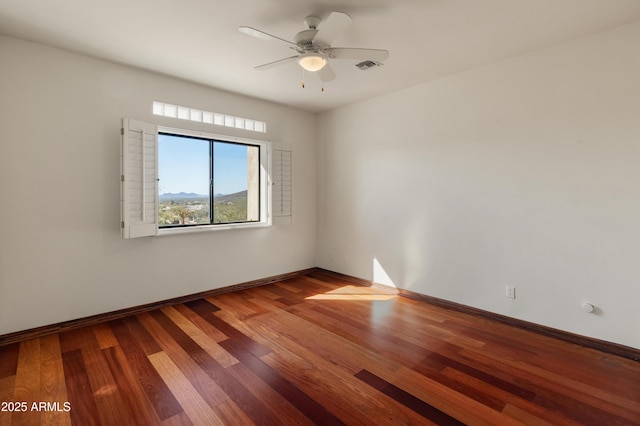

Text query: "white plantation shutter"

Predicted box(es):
[121, 118, 158, 238]
[272, 145, 292, 223]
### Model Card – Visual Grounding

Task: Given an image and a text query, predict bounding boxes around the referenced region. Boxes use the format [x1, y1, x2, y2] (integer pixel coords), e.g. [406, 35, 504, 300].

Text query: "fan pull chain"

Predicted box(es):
[300, 69, 327, 91]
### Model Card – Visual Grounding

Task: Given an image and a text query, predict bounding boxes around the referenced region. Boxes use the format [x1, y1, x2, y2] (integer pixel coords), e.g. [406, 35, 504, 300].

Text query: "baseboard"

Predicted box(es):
[313, 268, 640, 362]
[0, 268, 316, 347]
[5, 267, 638, 362]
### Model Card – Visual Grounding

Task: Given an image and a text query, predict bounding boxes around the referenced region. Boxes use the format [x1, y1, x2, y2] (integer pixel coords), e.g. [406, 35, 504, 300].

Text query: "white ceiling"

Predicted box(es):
[2, 0, 640, 113]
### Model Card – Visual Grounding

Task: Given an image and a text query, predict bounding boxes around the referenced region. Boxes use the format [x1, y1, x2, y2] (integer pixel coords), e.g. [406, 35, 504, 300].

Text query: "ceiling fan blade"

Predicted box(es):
[313, 12, 352, 47]
[254, 56, 299, 70]
[238, 26, 297, 46]
[317, 63, 336, 82]
[330, 48, 389, 62]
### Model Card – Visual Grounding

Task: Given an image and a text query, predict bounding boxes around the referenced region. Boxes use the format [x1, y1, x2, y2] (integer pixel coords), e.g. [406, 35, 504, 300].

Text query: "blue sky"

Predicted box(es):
[158, 134, 249, 195]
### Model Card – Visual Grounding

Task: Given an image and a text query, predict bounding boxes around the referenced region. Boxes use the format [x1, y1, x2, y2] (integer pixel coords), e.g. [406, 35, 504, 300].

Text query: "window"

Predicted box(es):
[121, 119, 273, 238]
[152, 101, 266, 133]
[157, 132, 261, 228]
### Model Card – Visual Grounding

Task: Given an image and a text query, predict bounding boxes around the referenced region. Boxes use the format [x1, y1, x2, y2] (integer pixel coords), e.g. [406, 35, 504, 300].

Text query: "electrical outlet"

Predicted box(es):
[506, 286, 516, 299]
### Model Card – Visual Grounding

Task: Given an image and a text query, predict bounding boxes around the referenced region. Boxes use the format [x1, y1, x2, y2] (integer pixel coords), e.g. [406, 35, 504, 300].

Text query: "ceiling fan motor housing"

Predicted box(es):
[294, 29, 319, 49]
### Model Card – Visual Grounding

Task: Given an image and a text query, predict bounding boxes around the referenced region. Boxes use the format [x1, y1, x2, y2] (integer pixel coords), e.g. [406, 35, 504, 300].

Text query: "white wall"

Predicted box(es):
[0, 36, 317, 335]
[317, 22, 640, 349]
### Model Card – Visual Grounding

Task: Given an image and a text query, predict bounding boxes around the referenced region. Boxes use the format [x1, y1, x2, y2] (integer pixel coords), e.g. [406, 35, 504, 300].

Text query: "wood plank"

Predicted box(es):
[148, 351, 224, 426]
[434, 344, 639, 424]
[173, 304, 229, 342]
[148, 309, 284, 425]
[532, 392, 634, 425]
[261, 350, 430, 425]
[212, 309, 309, 366]
[39, 335, 72, 426]
[220, 338, 345, 425]
[233, 312, 433, 425]
[91, 323, 119, 349]
[355, 369, 463, 426]
[204, 312, 271, 358]
[161, 306, 239, 368]
[291, 303, 438, 366]
[420, 351, 536, 401]
[0, 376, 16, 426]
[102, 345, 164, 425]
[0, 343, 20, 378]
[108, 318, 182, 420]
[236, 308, 402, 375]
[257, 283, 306, 303]
[459, 348, 640, 424]
[470, 329, 640, 397]
[210, 292, 269, 319]
[12, 339, 41, 426]
[246, 295, 289, 312]
[309, 299, 485, 351]
[501, 401, 581, 426]
[81, 341, 135, 426]
[162, 411, 194, 426]
[209, 399, 255, 425]
[409, 362, 508, 412]
[183, 298, 221, 316]
[59, 327, 98, 354]
[299, 273, 347, 292]
[136, 312, 230, 408]
[366, 363, 523, 426]
[123, 315, 162, 355]
[226, 362, 314, 426]
[243, 285, 285, 302]
[61, 349, 100, 426]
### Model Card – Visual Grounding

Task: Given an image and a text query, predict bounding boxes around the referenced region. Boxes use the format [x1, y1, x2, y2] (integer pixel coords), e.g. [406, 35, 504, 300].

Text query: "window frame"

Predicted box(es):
[156, 125, 271, 236]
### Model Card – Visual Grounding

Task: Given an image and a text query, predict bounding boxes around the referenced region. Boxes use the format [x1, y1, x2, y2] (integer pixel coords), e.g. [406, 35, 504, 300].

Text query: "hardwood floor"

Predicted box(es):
[1, 270, 639, 425]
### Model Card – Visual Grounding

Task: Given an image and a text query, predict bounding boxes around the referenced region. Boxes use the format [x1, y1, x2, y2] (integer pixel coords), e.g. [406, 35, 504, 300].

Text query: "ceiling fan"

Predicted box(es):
[239, 11, 389, 85]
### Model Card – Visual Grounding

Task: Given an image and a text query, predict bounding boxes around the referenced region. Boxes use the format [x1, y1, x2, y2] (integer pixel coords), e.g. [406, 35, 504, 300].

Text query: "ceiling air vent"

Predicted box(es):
[355, 60, 383, 70]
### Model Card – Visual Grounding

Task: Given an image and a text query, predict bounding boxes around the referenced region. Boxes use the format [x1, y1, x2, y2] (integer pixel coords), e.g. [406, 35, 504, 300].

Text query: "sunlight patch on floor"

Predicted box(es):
[306, 285, 397, 301]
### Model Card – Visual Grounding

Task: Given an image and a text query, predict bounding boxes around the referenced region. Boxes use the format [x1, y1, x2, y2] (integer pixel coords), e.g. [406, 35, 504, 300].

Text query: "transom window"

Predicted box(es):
[153, 101, 266, 133]
[158, 132, 262, 228]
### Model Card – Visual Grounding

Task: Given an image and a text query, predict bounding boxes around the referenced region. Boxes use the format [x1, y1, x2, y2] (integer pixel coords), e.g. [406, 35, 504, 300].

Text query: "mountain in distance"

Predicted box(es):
[159, 192, 207, 201]
[160, 191, 248, 202]
[214, 190, 247, 204]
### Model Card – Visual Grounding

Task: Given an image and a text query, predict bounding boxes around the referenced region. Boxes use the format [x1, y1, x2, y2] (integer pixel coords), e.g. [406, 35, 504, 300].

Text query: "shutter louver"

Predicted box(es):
[272, 147, 292, 222]
[121, 118, 158, 238]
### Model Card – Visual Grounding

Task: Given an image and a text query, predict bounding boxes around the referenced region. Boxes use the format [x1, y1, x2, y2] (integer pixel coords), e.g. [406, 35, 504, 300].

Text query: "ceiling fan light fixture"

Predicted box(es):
[297, 53, 327, 72]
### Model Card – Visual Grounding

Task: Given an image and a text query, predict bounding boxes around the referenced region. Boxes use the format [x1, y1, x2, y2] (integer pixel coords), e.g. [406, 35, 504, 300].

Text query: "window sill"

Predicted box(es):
[157, 221, 270, 236]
